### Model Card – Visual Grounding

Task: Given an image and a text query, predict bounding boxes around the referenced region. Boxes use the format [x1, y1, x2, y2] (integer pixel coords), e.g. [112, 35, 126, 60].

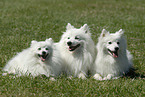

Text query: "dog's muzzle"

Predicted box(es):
[108, 47, 119, 58]
[67, 41, 81, 51]
[38, 51, 49, 62]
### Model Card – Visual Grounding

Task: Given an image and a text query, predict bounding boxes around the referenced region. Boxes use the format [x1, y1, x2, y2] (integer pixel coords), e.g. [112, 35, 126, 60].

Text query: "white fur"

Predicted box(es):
[3, 38, 63, 77]
[56, 23, 96, 79]
[93, 29, 133, 80]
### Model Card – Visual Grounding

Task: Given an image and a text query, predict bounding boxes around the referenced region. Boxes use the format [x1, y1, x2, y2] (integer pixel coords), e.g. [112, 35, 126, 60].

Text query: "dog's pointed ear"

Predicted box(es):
[45, 38, 52, 42]
[31, 40, 37, 45]
[31, 40, 37, 47]
[80, 24, 90, 34]
[45, 38, 54, 44]
[117, 29, 124, 36]
[66, 23, 74, 30]
[101, 29, 109, 37]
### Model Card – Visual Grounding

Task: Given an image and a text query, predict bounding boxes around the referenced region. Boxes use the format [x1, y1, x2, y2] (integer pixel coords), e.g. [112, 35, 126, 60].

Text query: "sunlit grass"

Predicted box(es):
[0, 0, 144, 96]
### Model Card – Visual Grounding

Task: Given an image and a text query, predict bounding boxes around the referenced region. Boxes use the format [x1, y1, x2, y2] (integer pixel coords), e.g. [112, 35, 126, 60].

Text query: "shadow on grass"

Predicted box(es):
[123, 68, 145, 79]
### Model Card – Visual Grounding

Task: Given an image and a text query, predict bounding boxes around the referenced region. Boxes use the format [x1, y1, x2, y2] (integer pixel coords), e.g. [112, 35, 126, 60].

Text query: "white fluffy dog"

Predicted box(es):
[3, 38, 63, 77]
[93, 29, 133, 80]
[56, 23, 96, 79]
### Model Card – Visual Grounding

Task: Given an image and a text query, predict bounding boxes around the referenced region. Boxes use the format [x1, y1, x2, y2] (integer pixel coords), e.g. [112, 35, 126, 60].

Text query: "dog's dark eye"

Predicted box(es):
[68, 37, 70, 39]
[45, 48, 49, 50]
[75, 36, 79, 39]
[38, 48, 41, 50]
[117, 42, 120, 44]
[108, 42, 112, 44]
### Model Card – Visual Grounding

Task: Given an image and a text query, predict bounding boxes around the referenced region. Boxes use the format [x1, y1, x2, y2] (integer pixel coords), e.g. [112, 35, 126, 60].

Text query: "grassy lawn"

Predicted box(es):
[0, 0, 144, 96]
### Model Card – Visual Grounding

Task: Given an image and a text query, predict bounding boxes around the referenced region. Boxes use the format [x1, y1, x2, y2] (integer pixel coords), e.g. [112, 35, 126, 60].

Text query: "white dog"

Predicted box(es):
[3, 38, 63, 77]
[56, 23, 96, 79]
[93, 29, 133, 80]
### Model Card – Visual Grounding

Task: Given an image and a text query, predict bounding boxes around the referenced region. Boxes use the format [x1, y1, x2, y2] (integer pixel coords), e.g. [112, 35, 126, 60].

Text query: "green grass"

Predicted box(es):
[0, 0, 145, 96]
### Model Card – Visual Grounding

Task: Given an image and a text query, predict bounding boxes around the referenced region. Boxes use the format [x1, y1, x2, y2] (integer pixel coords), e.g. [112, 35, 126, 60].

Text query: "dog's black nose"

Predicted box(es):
[67, 41, 72, 46]
[115, 47, 119, 51]
[42, 51, 46, 55]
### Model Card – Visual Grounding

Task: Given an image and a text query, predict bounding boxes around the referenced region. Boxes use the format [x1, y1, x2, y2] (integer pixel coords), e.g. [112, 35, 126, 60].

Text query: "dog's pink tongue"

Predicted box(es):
[41, 57, 45, 62]
[113, 53, 118, 58]
[69, 47, 74, 51]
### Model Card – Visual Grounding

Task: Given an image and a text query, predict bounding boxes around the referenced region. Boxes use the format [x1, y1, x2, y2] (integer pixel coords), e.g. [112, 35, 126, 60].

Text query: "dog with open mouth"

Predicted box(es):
[3, 38, 63, 77]
[56, 23, 96, 79]
[93, 29, 133, 80]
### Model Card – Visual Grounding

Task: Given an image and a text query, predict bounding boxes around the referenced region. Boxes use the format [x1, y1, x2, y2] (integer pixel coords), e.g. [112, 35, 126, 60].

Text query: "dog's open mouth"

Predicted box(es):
[69, 44, 81, 51]
[38, 54, 49, 62]
[108, 49, 118, 58]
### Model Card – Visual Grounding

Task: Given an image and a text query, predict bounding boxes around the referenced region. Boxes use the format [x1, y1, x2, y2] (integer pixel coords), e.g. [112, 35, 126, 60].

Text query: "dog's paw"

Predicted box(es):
[112, 77, 120, 79]
[103, 74, 114, 80]
[78, 73, 86, 79]
[49, 77, 56, 81]
[67, 76, 73, 80]
[45, 74, 50, 78]
[112, 75, 122, 79]
[93, 74, 103, 80]
[2, 73, 8, 76]
[102, 77, 109, 80]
